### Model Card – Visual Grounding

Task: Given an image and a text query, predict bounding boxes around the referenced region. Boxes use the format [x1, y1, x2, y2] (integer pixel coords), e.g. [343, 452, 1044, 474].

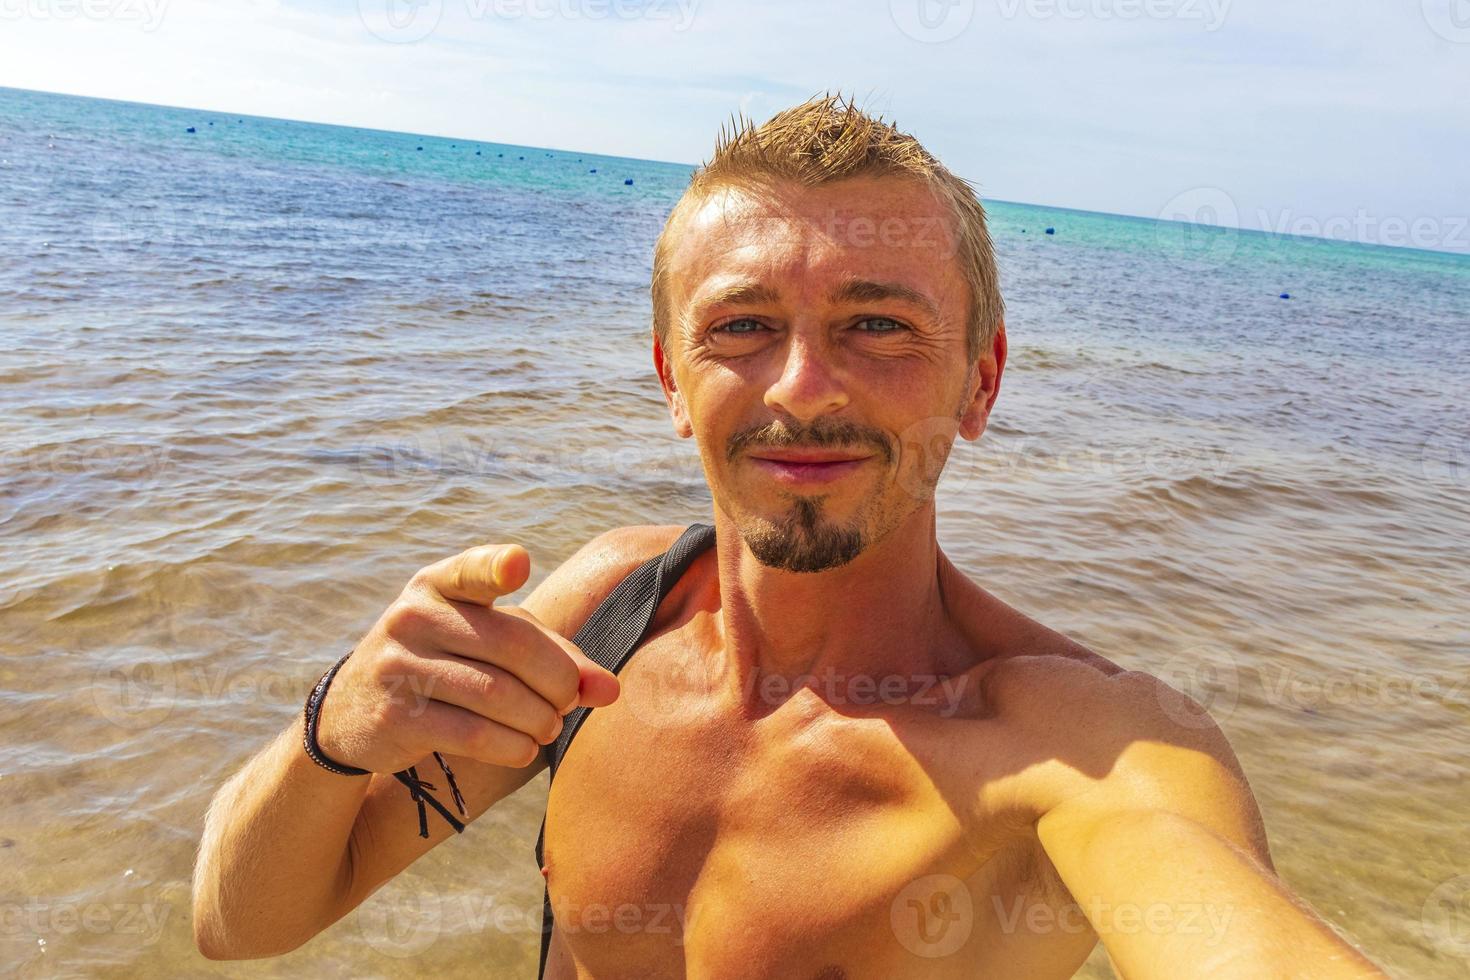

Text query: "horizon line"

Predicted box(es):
[4, 83, 1466, 262]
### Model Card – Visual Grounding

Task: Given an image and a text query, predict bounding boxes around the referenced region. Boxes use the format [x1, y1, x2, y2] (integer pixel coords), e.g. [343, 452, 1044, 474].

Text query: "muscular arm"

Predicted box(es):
[191, 525, 681, 958]
[1032, 669, 1384, 979]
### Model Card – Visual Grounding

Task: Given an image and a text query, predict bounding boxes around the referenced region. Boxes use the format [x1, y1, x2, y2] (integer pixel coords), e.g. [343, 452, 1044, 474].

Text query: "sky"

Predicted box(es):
[2, 0, 1467, 253]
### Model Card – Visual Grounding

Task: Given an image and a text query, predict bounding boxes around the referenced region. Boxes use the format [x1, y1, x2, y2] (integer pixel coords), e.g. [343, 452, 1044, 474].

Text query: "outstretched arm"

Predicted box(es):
[1034, 671, 1383, 979]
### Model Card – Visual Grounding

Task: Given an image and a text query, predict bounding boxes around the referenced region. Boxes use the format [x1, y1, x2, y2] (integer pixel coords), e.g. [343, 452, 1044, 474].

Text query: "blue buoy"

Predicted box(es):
[1045, 227, 1055, 235]
[518, 155, 524, 160]
[185, 126, 196, 133]
[1280, 293, 1291, 300]
[498, 153, 503, 157]
[624, 178, 634, 185]
[475, 150, 481, 155]
[208, 121, 214, 126]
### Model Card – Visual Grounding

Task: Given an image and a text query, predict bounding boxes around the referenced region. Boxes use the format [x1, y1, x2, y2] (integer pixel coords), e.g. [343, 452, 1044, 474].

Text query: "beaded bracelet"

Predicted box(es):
[303, 649, 468, 838]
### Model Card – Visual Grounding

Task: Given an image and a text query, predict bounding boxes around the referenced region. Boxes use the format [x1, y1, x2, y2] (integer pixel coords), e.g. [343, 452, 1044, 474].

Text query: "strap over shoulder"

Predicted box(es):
[546, 520, 716, 779]
[534, 520, 716, 978]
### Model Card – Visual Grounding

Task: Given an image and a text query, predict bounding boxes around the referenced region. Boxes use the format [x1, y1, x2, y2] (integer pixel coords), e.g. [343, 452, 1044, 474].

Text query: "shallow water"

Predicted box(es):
[1, 86, 1467, 978]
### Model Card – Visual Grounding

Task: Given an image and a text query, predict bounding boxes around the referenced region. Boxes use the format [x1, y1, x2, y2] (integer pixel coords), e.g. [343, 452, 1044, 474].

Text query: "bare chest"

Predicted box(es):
[540, 646, 1095, 978]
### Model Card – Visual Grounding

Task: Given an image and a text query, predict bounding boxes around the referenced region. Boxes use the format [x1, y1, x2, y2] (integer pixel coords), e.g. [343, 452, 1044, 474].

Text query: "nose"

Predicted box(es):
[763, 333, 849, 421]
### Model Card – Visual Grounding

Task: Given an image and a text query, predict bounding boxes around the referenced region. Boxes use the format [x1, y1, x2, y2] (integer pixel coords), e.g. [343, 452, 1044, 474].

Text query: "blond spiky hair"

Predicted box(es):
[651, 91, 1004, 364]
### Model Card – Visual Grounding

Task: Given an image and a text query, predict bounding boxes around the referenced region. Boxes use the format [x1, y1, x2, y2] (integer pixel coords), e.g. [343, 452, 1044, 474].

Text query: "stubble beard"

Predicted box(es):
[741, 492, 868, 573]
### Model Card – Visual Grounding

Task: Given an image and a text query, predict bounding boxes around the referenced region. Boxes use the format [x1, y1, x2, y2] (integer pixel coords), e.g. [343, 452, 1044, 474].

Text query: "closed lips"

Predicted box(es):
[748, 451, 872, 463]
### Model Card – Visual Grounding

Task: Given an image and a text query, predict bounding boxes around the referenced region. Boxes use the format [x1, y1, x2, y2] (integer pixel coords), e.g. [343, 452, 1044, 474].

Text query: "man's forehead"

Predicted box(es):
[674, 179, 954, 247]
[667, 179, 962, 297]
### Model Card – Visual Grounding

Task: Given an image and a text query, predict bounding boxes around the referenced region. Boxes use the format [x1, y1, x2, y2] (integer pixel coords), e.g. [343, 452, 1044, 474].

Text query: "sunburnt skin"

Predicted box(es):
[541, 529, 1113, 978]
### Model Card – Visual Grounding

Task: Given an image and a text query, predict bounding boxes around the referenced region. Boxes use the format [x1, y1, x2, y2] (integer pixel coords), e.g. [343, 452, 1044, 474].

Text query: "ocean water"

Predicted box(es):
[0, 85, 1466, 978]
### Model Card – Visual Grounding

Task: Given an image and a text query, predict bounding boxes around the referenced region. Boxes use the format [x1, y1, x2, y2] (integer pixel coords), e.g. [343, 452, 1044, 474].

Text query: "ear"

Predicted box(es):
[653, 333, 693, 438]
[957, 320, 1006, 441]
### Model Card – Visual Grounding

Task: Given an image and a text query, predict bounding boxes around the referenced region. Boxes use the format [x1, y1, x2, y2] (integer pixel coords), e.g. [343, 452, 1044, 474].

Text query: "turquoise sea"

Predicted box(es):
[1, 85, 1466, 977]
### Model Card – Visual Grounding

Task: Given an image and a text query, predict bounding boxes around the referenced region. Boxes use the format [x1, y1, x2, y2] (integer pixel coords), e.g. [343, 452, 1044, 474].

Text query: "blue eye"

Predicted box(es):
[714, 318, 764, 335]
[857, 317, 906, 333]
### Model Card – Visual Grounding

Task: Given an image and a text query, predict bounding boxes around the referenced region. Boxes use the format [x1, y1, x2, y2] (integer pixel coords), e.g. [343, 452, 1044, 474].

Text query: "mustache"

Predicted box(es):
[726, 419, 894, 466]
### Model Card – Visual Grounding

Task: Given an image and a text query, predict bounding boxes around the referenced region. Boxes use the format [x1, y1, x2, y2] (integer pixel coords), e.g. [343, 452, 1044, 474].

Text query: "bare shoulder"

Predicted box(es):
[990, 648, 1269, 861]
[946, 561, 1230, 755]
[946, 568, 1268, 859]
[515, 524, 688, 638]
[983, 647, 1227, 760]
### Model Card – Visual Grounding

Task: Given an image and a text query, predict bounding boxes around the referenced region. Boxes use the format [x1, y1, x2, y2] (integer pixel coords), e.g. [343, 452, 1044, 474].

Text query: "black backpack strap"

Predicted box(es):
[534, 521, 716, 978]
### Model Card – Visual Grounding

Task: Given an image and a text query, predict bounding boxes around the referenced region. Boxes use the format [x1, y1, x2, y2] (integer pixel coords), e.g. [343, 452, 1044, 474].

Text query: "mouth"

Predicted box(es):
[747, 450, 874, 485]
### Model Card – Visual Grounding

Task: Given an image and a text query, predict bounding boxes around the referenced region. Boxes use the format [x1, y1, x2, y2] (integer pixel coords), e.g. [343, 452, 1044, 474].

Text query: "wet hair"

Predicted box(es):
[651, 91, 1004, 364]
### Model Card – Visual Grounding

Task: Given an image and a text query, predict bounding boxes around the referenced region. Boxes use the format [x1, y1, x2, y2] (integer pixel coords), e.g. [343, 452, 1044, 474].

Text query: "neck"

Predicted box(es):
[709, 501, 961, 716]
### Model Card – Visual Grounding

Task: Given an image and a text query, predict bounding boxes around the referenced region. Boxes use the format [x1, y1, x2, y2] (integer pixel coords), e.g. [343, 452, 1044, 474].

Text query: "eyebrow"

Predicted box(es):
[691, 277, 940, 320]
[828, 278, 940, 319]
[697, 281, 782, 310]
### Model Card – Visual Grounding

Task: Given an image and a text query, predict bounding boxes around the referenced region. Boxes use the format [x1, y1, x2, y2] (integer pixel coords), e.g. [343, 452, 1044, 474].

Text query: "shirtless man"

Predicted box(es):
[192, 94, 1384, 978]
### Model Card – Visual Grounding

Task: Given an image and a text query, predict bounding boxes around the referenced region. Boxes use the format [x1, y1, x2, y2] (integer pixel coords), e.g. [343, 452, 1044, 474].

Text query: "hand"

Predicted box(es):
[314, 543, 620, 773]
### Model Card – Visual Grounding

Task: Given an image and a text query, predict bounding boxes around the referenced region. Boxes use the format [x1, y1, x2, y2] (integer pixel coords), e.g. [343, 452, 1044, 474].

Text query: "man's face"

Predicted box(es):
[654, 176, 1005, 573]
